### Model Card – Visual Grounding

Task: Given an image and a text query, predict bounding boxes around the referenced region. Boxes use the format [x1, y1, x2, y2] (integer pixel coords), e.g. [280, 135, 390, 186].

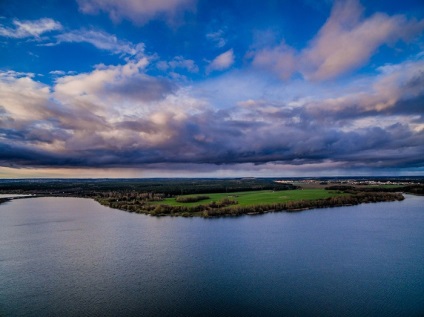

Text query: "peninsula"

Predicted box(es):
[0, 177, 422, 217]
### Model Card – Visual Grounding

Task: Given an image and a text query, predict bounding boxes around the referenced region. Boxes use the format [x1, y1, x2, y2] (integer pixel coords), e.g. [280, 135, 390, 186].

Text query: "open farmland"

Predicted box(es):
[151, 189, 343, 207]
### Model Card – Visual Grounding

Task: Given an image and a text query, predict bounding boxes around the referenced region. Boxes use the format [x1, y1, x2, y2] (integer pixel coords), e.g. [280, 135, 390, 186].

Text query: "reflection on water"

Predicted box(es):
[0, 196, 423, 316]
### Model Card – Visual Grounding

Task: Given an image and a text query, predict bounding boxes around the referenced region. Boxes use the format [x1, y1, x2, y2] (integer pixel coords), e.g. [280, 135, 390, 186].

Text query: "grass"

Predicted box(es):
[151, 189, 343, 208]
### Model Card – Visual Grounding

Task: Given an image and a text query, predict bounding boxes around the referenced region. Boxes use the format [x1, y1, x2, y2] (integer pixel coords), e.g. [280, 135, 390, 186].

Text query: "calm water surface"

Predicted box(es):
[0, 195, 423, 316]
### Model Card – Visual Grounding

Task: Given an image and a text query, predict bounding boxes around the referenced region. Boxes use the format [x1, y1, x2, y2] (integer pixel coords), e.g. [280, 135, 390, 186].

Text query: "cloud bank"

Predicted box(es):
[1, 0, 423, 176]
[1, 55, 423, 173]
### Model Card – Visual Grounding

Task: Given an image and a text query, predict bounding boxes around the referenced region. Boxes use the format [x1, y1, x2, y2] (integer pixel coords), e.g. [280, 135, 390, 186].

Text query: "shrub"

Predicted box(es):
[175, 195, 210, 203]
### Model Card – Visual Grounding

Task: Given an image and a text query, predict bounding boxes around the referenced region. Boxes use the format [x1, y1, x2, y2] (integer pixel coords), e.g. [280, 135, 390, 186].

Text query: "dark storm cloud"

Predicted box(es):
[0, 143, 62, 167]
[1, 107, 423, 171]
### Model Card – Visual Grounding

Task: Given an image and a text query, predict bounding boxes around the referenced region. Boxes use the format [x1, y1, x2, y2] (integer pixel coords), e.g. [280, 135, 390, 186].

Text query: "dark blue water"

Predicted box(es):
[0, 195, 423, 316]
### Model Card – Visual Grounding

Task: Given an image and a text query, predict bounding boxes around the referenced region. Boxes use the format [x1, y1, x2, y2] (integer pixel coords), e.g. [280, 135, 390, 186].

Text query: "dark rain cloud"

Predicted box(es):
[2, 103, 422, 171]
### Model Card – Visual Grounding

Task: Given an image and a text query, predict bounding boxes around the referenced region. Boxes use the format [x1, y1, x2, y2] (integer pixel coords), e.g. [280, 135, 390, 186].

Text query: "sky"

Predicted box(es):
[0, 0, 423, 178]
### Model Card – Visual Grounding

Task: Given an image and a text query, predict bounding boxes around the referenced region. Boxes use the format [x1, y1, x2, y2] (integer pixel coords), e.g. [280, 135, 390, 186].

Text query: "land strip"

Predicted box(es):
[0, 178, 422, 217]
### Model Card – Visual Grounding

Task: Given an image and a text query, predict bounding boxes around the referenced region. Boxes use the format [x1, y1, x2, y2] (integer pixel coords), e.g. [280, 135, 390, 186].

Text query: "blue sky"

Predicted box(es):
[0, 0, 423, 178]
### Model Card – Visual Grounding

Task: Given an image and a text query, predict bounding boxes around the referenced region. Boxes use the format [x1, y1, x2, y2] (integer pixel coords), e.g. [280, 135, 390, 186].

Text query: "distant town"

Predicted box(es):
[275, 178, 417, 187]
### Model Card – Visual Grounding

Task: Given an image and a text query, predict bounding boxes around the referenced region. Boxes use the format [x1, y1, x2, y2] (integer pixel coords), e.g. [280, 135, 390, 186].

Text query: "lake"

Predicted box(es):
[0, 195, 423, 316]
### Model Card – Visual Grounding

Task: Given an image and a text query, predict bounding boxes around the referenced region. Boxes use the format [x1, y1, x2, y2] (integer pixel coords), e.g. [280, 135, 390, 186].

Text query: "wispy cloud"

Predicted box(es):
[49, 70, 77, 76]
[55, 29, 145, 57]
[0, 18, 144, 59]
[157, 56, 199, 73]
[77, 0, 196, 24]
[0, 18, 62, 38]
[206, 29, 226, 48]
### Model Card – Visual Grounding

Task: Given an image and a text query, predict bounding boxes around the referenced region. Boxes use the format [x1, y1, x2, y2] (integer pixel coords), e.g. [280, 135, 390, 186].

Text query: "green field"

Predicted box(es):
[152, 189, 342, 208]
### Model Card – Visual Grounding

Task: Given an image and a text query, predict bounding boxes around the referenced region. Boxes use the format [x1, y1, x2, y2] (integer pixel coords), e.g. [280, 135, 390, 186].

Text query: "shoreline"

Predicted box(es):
[0, 192, 407, 218]
[98, 190, 406, 217]
[1, 180, 422, 218]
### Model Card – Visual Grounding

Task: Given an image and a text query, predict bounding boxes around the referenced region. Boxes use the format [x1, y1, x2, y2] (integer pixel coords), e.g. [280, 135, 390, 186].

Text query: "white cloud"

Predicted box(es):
[0, 59, 200, 156]
[77, 0, 195, 24]
[291, 58, 424, 133]
[0, 18, 62, 38]
[251, 42, 296, 80]
[54, 58, 150, 104]
[0, 71, 51, 122]
[301, 0, 424, 80]
[49, 70, 66, 76]
[169, 56, 199, 72]
[207, 49, 235, 73]
[206, 29, 226, 48]
[49, 70, 77, 76]
[53, 57, 180, 128]
[249, 0, 424, 81]
[50, 59, 206, 150]
[157, 56, 199, 73]
[56, 29, 145, 57]
[0, 70, 35, 78]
